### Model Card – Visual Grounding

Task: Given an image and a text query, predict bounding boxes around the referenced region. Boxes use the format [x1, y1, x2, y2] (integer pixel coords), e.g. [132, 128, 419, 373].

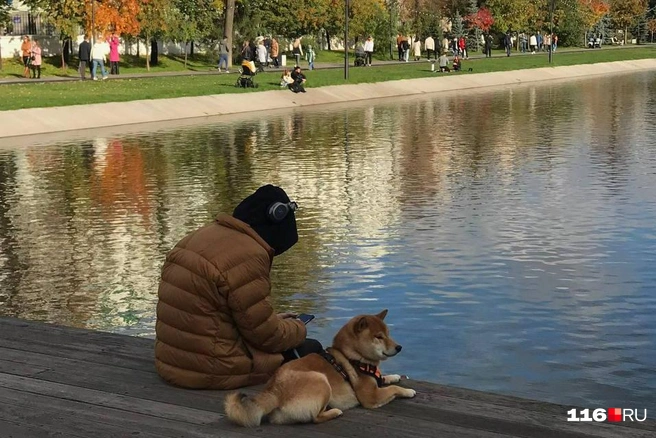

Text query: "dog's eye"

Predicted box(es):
[375, 335, 384, 340]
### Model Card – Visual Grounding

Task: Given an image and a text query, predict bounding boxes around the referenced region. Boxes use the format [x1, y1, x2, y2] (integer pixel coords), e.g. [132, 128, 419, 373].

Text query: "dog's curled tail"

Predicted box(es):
[224, 390, 279, 427]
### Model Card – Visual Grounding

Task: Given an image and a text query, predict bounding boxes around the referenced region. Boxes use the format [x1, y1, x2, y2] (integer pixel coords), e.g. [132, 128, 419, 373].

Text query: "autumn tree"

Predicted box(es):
[579, 0, 610, 30]
[648, 18, 656, 42]
[609, 0, 648, 44]
[465, 5, 494, 50]
[85, 0, 141, 37]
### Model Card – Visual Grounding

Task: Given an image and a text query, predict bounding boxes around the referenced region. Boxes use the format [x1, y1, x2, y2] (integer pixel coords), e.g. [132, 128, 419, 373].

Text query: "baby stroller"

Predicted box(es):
[354, 46, 366, 67]
[235, 60, 258, 88]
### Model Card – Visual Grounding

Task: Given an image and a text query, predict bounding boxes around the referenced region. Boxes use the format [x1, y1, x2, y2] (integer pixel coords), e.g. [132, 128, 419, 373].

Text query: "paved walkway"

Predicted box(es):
[2, 58, 656, 141]
[0, 45, 647, 86]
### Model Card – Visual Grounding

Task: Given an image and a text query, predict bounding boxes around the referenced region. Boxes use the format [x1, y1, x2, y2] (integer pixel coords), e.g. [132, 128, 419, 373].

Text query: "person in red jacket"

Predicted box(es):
[458, 36, 467, 59]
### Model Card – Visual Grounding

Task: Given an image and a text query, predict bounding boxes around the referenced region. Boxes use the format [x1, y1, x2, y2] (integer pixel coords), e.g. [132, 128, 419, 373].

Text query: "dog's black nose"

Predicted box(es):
[395, 345, 402, 352]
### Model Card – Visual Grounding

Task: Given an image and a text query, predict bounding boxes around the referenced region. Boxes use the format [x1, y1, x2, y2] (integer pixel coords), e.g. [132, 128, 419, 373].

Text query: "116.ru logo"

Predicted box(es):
[567, 408, 648, 422]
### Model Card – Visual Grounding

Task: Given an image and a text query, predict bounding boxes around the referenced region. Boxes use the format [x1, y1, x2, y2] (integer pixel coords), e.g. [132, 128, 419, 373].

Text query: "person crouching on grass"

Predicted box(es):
[290, 66, 307, 93]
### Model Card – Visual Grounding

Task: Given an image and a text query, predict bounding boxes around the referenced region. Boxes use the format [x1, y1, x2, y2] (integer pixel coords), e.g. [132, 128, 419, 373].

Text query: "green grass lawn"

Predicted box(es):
[1, 46, 655, 111]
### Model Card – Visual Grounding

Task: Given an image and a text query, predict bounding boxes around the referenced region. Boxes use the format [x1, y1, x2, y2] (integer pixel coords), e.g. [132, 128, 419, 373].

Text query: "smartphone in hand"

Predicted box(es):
[297, 313, 315, 325]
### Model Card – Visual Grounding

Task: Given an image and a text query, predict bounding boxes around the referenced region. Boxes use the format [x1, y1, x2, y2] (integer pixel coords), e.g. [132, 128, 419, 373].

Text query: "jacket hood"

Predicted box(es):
[232, 185, 298, 256]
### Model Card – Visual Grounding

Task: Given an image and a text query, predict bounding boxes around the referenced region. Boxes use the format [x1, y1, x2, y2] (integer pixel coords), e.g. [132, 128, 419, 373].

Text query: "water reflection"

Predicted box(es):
[0, 72, 655, 409]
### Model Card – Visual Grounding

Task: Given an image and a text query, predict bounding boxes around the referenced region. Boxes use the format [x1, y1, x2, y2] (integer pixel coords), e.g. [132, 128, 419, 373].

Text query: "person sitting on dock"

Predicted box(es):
[155, 185, 322, 390]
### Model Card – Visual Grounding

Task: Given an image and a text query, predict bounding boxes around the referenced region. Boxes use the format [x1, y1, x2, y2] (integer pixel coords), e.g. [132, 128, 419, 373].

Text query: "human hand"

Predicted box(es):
[277, 312, 297, 319]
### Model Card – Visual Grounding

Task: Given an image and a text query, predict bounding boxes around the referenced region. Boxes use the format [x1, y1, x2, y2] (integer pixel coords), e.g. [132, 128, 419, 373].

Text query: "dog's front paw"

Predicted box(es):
[400, 388, 416, 398]
[383, 374, 402, 384]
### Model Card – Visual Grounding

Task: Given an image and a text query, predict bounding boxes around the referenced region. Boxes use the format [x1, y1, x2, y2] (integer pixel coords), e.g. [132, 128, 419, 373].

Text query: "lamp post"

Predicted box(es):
[344, 0, 349, 80]
[548, 0, 554, 64]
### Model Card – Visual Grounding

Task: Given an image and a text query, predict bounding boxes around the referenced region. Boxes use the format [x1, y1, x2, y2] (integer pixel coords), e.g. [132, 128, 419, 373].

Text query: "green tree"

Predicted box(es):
[609, 0, 648, 44]
[23, 0, 84, 69]
[0, 2, 10, 69]
[452, 10, 463, 36]
[486, 0, 540, 33]
[138, 0, 174, 70]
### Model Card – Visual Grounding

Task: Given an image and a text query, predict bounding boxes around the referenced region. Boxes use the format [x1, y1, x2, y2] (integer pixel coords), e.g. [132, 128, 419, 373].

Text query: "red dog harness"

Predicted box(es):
[316, 350, 385, 388]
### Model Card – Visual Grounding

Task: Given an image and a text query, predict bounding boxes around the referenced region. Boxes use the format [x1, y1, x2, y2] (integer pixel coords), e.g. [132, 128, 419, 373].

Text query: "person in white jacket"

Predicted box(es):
[363, 36, 374, 66]
[413, 38, 421, 61]
[529, 33, 538, 54]
[91, 37, 109, 80]
[424, 35, 435, 60]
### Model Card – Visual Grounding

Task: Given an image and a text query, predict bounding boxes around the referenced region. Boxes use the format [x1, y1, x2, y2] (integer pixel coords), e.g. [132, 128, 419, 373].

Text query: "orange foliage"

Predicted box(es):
[578, 0, 610, 30]
[92, 140, 152, 225]
[84, 0, 141, 37]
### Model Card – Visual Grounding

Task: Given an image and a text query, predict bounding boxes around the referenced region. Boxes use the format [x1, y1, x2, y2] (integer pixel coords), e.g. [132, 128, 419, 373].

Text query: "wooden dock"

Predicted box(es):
[0, 317, 653, 438]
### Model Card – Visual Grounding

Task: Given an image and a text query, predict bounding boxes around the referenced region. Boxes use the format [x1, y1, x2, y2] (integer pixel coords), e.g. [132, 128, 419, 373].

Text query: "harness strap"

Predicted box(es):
[350, 360, 385, 388]
[318, 350, 350, 382]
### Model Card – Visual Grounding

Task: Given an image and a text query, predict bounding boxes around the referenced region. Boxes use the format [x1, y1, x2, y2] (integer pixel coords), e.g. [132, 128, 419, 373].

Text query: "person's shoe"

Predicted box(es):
[93, 77, 98, 81]
[102, 76, 108, 80]
[225, 70, 230, 74]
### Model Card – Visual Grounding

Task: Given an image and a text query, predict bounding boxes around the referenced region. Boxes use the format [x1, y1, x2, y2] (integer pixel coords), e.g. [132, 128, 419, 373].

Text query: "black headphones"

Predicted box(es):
[267, 201, 298, 223]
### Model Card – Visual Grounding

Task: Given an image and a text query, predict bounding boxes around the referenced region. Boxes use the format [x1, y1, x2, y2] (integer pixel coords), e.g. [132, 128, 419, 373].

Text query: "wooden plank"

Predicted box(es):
[1, 342, 651, 438]
[0, 336, 154, 373]
[0, 347, 510, 438]
[0, 418, 76, 438]
[0, 357, 51, 377]
[379, 397, 651, 438]
[0, 318, 154, 368]
[4, 315, 649, 436]
[0, 386, 258, 438]
[1, 317, 653, 438]
[0, 372, 224, 426]
[0, 345, 228, 412]
[405, 381, 656, 434]
[309, 407, 515, 438]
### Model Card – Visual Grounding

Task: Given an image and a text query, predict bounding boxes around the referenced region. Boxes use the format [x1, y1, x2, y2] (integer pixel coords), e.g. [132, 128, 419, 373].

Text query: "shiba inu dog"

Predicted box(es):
[225, 309, 416, 426]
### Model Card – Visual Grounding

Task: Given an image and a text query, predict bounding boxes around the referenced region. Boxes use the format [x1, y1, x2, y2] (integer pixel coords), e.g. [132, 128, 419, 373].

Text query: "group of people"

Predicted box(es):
[20, 35, 42, 79]
[394, 34, 471, 63]
[505, 31, 559, 56]
[280, 66, 307, 93]
[77, 33, 121, 80]
[232, 36, 316, 72]
[437, 53, 464, 73]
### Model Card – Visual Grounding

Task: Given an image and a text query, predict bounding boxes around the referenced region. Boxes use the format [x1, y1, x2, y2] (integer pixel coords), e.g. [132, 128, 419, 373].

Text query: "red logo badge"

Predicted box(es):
[607, 408, 622, 422]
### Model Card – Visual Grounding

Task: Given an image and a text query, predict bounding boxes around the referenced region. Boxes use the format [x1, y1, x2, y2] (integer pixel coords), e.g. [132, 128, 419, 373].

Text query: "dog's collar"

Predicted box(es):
[318, 350, 350, 382]
[350, 360, 384, 387]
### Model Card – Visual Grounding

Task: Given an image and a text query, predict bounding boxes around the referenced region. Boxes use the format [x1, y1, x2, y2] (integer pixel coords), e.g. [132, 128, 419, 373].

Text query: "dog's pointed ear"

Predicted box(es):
[355, 317, 368, 333]
[376, 309, 388, 321]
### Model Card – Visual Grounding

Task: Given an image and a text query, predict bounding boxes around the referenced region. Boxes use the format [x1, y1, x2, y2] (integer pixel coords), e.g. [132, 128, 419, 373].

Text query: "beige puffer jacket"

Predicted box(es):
[155, 213, 306, 389]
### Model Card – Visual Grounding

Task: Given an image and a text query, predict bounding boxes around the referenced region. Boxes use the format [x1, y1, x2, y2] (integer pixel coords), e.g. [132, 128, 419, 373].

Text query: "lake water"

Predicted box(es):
[1, 72, 655, 409]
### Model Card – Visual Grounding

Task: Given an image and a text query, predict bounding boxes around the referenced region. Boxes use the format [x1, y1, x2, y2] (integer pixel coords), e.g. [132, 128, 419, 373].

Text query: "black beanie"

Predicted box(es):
[232, 185, 298, 256]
